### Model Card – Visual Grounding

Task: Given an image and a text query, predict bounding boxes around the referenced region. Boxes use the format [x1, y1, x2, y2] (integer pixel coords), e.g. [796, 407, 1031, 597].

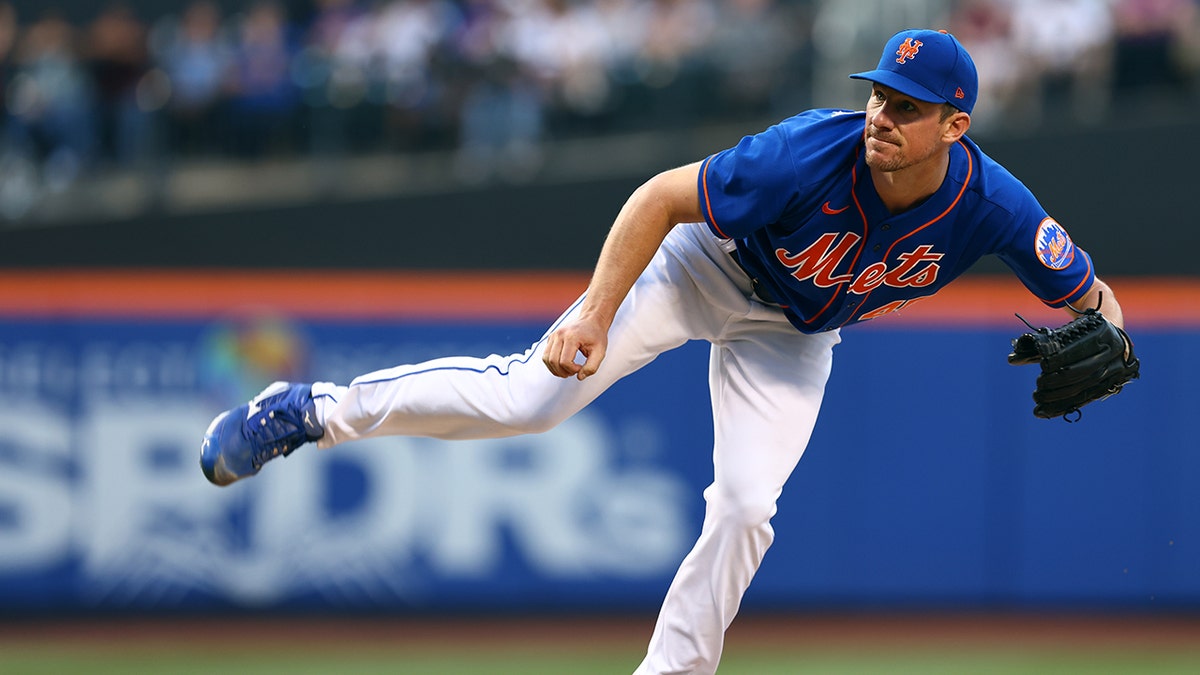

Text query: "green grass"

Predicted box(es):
[3, 643, 1200, 675]
[0, 648, 624, 675]
[5, 614, 1199, 675]
[722, 648, 1200, 675]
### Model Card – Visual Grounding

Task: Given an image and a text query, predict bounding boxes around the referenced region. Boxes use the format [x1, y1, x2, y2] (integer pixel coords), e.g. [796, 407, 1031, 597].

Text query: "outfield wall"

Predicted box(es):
[0, 272, 1194, 614]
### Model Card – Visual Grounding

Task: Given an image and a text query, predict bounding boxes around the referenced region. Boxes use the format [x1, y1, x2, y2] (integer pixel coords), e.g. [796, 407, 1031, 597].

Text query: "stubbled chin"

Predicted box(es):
[864, 142, 891, 161]
[865, 147, 903, 172]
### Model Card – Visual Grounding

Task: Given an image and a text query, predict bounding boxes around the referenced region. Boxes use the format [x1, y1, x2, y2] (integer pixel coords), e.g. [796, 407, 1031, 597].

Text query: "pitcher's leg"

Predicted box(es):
[314, 229, 729, 448]
[313, 298, 611, 444]
[635, 327, 839, 675]
[201, 223, 746, 486]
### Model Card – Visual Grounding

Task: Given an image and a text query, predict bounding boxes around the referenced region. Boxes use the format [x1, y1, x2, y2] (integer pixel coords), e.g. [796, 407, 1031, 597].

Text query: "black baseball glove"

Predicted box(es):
[1008, 308, 1140, 421]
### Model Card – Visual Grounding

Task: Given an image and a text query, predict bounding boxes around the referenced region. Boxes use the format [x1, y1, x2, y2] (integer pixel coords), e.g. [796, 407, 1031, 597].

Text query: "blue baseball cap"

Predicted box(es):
[849, 29, 978, 114]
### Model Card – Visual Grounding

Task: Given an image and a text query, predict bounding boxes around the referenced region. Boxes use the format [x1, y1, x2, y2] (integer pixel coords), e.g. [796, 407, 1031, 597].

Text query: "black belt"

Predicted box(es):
[729, 250, 781, 305]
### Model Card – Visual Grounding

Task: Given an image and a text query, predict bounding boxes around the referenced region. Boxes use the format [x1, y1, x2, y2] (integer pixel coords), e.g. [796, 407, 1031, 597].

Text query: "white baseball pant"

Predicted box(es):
[311, 221, 840, 675]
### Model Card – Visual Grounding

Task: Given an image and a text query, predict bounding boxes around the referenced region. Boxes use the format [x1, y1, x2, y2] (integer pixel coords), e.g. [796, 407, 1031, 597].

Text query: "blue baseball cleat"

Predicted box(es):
[200, 381, 324, 486]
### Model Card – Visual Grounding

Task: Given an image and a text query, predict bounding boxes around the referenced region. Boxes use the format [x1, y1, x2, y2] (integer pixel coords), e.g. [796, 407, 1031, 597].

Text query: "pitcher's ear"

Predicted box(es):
[943, 110, 970, 143]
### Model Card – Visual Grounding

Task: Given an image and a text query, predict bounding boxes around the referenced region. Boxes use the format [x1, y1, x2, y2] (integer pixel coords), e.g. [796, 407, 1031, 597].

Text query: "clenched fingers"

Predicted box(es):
[542, 320, 609, 380]
[542, 330, 582, 378]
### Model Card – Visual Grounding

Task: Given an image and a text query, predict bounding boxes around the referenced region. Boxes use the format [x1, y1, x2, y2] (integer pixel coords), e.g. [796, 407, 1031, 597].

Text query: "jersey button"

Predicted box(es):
[873, 244, 881, 252]
[881, 224, 891, 231]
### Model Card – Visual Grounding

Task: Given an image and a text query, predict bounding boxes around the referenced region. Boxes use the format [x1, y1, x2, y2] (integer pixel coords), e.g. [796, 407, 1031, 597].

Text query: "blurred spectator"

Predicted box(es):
[503, 0, 614, 134]
[84, 3, 154, 165]
[0, 2, 16, 119]
[453, 0, 544, 182]
[372, 0, 462, 150]
[946, 0, 1022, 134]
[626, 0, 716, 126]
[634, 0, 716, 85]
[1010, 0, 1114, 127]
[455, 52, 543, 183]
[1179, 0, 1200, 94]
[152, 0, 234, 157]
[706, 0, 797, 120]
[587, 0, 650, 113]
[0, 1, 34, 219]
[570, 0, 645, 128]
[294, 0, 372, 155]
[225, 0, 300, 157]
[4, 10, 95, 192]
[0, 0, 1198, 207]
[810, 0, 951, 111]
[1112, 0, 1198, 102]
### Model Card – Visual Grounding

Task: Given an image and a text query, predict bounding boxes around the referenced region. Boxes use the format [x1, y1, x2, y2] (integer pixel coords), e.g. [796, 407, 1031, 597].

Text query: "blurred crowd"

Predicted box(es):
[0, 0, 1196, 198]
[948, 0, 1200, 132]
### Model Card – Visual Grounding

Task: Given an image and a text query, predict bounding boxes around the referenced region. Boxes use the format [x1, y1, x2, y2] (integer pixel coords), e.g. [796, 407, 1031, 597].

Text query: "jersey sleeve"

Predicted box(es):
[698, 125, 800, 240]
[995, 199, 1095, 309]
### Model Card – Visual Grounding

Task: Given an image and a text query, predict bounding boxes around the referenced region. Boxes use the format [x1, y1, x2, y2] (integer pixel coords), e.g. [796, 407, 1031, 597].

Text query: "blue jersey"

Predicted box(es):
[699, 109, 1094, 334]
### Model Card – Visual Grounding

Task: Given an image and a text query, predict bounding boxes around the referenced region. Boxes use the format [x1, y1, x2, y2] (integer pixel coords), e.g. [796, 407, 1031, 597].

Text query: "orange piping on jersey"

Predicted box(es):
[841, 139, 973, 327]
[700, 155, 729, 239]
[1042, 250, 1094, 306]
[801, 150, 870, 326]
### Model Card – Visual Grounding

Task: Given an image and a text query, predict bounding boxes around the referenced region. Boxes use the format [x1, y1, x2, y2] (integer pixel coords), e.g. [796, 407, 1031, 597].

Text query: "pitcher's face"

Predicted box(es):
[863, 84, 959, 173]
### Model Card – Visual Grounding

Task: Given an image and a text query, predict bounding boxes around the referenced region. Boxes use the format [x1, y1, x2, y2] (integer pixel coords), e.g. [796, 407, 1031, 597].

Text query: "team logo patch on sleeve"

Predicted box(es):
[1035, 218, 1075, 270]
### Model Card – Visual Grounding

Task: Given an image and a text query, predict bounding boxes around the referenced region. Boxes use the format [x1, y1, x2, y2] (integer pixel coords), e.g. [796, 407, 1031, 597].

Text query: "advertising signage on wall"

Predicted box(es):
[0, 315, 711, 611]
[0, 273, 1195, 613]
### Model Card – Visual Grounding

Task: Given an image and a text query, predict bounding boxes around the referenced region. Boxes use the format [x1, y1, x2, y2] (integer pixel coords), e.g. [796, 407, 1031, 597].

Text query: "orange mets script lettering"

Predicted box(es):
[775, 233, 944, 294]
[895, 38, 923, 64]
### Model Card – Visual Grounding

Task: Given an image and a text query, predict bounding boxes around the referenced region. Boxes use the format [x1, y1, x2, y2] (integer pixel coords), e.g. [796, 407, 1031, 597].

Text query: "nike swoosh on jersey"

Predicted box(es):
[821, 201, 849, 215]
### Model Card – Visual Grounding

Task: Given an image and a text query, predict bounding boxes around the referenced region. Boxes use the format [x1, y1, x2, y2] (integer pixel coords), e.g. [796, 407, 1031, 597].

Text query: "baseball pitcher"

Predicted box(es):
[201, 29, 1138, 675]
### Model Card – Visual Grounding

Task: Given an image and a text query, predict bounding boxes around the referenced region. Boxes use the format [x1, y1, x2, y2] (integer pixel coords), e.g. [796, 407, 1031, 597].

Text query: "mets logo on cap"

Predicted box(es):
[1035, 217, 1075, 270]
[895, 38, 923, 64]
